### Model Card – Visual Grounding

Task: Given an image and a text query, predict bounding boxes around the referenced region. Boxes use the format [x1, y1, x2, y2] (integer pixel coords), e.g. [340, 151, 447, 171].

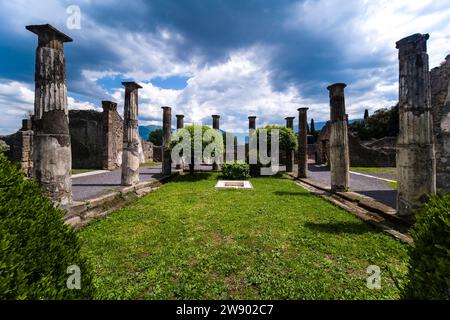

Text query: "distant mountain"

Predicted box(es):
[139, 125, 161, 141]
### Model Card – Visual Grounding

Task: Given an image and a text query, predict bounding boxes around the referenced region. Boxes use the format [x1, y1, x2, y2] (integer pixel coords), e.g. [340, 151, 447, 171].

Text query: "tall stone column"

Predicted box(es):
[121, 82, 142, 186]
[327, 83, 349, 192]
[247, 116, 256, 164]
[175, 114, 184, 170]
[212, 115, 221, 171]
[102, 100, 118, 170]
[27, 24, 73, 205]
[285, 117, 295, 172]
[396, 33, 436, 216]
[297, 109, 308, 178]
[162, 106, 172, 176]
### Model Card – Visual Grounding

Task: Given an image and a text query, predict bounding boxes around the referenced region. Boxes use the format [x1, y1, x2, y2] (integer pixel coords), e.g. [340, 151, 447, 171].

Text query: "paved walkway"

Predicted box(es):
[294, 164, 397, 208]
[72, 163, 398, 208]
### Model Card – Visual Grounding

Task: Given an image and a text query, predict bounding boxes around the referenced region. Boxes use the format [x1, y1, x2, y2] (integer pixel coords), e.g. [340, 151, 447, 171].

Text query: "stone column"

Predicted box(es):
[121, 82, 142, 186]
[247, 116, 257, 173]
[102, 101, 118, 170]
[27, 24, 72, 205]
[212, 115, 220, 171]
[285, 117, 295, 172]
[175, 114, 184, 170]
[297, 109, 308, 178]
[162, 106, 172, 176]
[396, 33, 436, 216]
[327, 83, 349, 192]
[248, 116, 256, 131]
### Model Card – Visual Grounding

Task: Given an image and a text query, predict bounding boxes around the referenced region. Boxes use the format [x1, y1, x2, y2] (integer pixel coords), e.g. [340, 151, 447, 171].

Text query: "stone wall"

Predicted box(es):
[315, 121, 396, 167]
[69, 110, 105, 169]
[430, 55, 450, 193]
[2, 106, 154, 174]
[0, 120, 33, 176]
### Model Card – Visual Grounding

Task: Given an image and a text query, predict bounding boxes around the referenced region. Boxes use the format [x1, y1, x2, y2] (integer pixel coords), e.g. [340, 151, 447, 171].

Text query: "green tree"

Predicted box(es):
[349, 104, 399, 140]
[170, 125, 223, 174]
[148, 128, 163, 146]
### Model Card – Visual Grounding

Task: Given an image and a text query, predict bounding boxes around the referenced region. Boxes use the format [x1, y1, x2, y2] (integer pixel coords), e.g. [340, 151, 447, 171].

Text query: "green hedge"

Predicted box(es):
[0, 153, 95, 299]
[222, 163, 250, 180]
[402, 194, 450, 300]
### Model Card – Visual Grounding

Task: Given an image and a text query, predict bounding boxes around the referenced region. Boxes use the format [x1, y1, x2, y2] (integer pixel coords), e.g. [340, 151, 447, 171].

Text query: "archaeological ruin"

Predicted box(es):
[0, 24, 448, 220]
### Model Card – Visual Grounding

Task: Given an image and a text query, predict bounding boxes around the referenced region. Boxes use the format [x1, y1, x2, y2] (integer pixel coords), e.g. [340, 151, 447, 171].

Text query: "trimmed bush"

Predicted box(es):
[222, 162, 250, 180]
[0, 153, 95, 299]
[402, 194, 450, 300]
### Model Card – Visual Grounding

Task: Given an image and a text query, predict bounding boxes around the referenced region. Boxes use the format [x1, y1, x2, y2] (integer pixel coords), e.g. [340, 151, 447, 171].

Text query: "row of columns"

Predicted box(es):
[27, 23, 436, 217]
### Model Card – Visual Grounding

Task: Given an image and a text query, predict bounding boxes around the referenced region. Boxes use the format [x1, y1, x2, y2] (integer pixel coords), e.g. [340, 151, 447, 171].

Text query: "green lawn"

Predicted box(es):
[79, 173, 408, 299]
[140, 161, 161, 167]
[350, 167, 397, 175]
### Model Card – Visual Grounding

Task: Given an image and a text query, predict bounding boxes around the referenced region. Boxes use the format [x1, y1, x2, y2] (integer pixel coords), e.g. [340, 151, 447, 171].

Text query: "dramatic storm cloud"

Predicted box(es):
[0, 0, 449, 135]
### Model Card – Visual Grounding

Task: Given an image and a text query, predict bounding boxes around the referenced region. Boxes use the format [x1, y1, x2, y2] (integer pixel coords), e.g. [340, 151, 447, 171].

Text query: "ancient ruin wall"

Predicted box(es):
[69, 110, 105, 169]
[430, 55, 450, 193]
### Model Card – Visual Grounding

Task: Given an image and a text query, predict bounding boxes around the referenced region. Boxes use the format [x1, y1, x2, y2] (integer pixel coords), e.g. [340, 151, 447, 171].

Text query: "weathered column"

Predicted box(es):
[175, 114, 184, 170]
[102, 101, 118, 170]
[396, 33, 436, 216]
[247, 116, 257, 173]
[27, 24, 72, 205]
[248, 116, 256, 130]
[176, 114, 184, 130]
[285, 117, 295, 172]
[121, 82, 142, 186]
[297, 109, 308, 178]
[162, 106, 172, 176]
[327, 83, 349, 192]
[212, 115, 221, 170]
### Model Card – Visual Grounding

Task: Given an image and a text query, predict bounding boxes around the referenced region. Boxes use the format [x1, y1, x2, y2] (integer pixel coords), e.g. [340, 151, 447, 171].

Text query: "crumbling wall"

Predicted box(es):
[102, 105, 124, 170]
[0, 120, 33, 176]
[69, 110, 105, 169]
[430, 55, 450, 193]
[315, 121, 396, 167]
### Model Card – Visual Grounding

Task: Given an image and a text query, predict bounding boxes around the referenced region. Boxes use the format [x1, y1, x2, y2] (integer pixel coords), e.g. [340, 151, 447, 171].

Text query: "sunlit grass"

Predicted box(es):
[79, 173, 408, 300]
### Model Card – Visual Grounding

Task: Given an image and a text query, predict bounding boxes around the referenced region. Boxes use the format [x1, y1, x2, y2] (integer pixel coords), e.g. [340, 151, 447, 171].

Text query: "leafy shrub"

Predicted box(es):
[402, 194, 450, 300]
[222, 162, 250, 180]
[0, 153, 95, 299]
[148, 128, 163, 146]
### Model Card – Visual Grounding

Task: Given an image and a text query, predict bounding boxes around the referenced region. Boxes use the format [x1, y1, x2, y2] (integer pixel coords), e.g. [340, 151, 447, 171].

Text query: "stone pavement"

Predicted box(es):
[72, 163, 398, 208]
[295, 164, 397, 209]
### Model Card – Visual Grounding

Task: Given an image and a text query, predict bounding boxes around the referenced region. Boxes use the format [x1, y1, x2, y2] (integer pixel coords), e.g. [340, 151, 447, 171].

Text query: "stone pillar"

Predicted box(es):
[396, 33, 436, 216]
[162, 106, 172, 176]
[285, 117, 295, 172]
[248, 116, 256, 130]
[121, 82, 142, 186]
[175, 114, 184, 170]
[327, 83, 349, 192]
[27, 24, 73, 205]
[212, 115, 220, 171]
[297, 109, 308, 178]
[102, 101, 118, 170]
[247, 116, 256, 173]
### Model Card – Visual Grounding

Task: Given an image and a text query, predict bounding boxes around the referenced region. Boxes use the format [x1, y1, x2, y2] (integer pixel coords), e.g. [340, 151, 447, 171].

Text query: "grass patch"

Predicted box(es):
[72, 169, 96, 175]
[387, 181, 398, 189]
[350, 167, 396, 175]
[140, 161, 161, 167]
[79, 173, 408, 300]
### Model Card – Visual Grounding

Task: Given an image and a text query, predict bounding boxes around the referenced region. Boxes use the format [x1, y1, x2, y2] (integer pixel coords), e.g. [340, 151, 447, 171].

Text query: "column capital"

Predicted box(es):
[285, 116, 295, 120]
[176, 114, 184, 119]
[396, 33, 429, 52]
[122, 81, 143, 90]
[327, 83, 347, 93]
[212, 114, 220, 119]
[161, 106, 171, 111]
[248, 116, 256, 120]
[297, 107, 309, 112]
[26, 24, 73, 46]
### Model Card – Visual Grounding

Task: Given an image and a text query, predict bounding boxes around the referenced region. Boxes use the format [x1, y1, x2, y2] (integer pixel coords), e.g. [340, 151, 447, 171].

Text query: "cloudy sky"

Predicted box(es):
[0, 0, 449, 136]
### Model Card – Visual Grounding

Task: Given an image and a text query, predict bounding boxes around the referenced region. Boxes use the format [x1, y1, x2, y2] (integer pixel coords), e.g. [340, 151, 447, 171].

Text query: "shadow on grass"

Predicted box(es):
[304, 221, 376, 235]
